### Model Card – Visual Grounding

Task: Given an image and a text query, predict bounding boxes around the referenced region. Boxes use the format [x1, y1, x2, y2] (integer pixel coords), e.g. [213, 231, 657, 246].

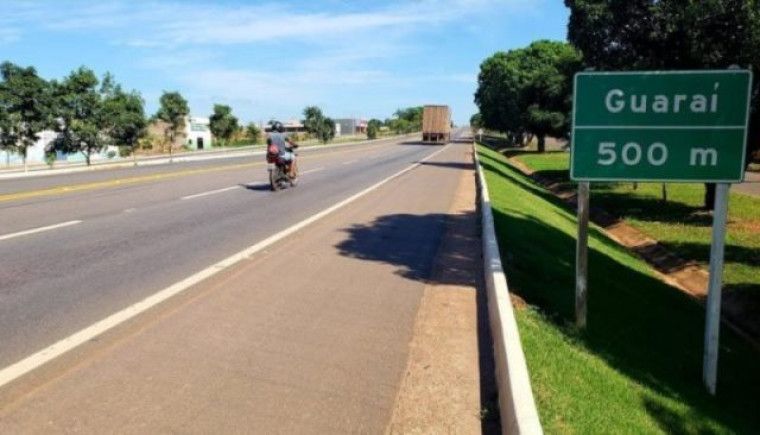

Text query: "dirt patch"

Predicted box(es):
[388, 148, 499, 434]
[729, 220, 760, 233]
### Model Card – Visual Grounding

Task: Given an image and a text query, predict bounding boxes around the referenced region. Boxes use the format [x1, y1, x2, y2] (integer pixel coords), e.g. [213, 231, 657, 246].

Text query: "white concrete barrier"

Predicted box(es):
[474, 144, 543, 435]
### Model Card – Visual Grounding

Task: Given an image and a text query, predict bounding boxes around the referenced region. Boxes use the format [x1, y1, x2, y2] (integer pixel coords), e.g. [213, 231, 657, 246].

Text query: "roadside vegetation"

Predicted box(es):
[478, 145, 760, 433]
[512, 151, 760, 319]
[473, 0, 760, 209]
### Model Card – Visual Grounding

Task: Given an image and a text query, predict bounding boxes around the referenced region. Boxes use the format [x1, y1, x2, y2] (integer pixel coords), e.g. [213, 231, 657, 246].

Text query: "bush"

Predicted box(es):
[367, 124, 378, 140]
[44, 152, 56, 168]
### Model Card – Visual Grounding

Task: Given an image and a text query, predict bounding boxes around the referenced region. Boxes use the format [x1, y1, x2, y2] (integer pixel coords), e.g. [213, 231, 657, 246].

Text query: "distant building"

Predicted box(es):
[264, 119, 306, 134]
[185, 116, 212, 150]
[335, 118, 367, 136]
[0, 130, 119, 165]
[146, 115, 212, 151]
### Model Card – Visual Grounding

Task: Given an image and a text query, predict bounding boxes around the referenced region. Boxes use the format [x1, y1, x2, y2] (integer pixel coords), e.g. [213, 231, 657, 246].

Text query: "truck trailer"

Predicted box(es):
[422, 105, 451, 144]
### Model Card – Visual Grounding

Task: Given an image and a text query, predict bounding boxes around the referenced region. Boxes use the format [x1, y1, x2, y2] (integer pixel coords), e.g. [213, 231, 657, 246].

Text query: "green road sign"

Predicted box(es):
[571, 70, 752, 182]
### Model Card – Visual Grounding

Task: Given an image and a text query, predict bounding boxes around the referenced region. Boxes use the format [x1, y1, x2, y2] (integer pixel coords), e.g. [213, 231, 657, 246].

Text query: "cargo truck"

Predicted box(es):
[422, 105, 451, 144]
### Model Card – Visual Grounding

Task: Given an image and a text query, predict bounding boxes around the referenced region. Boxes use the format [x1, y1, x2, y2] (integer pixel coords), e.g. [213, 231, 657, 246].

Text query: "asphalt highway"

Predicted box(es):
[0, 133, 464, 370]
[0, 130, 482, 432]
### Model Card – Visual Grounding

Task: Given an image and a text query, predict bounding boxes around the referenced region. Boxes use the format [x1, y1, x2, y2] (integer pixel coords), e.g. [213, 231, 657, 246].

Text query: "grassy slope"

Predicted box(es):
[516, 152, 760, 301]
[478, 146, 760, 434]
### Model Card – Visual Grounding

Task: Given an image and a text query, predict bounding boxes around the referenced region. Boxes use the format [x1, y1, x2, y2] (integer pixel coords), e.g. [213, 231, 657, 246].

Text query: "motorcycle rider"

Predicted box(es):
[267, 121, 298, 178]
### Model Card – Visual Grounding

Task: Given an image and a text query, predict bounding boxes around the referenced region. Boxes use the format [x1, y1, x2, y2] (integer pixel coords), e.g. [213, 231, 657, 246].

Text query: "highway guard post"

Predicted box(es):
[569, 70, 752, 395]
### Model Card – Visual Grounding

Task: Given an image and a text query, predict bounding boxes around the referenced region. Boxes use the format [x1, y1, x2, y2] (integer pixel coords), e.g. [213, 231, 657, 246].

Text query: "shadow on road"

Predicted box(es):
[336, 213, 453, 283]
[335, 211, 500, 433]
[419, 161, 476, 171]
[399, 141, 448, 146]
[239, 182, 272, 192]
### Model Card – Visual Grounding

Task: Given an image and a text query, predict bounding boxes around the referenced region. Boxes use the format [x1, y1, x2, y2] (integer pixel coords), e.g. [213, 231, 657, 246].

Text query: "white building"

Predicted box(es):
[0, 130, 121, 166]
[335, 118, 367, 136]
[185, 116, 212, 150]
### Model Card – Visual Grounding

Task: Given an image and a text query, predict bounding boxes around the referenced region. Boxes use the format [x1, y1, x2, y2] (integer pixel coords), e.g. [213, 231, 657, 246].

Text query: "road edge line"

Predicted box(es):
[473, 143, 543, 435]
[0, 143, 451, 390]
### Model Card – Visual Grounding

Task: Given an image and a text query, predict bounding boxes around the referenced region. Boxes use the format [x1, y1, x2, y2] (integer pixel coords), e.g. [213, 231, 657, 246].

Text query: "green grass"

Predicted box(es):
[511, 151, 760, 304]
[477, 146, 760, 434]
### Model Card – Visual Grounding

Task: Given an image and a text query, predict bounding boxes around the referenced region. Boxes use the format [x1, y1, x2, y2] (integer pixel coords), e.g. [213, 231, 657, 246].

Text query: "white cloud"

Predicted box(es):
[2, 0, 536, 46]
[0, 27, 20, 44]
[2, 0, 530, 121]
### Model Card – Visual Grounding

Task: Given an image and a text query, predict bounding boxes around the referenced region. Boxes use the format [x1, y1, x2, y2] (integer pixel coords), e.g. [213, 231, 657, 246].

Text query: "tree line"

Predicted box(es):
[473, 0, 760, 206]
[298, 105, 423, 142]
[0, 62, 264, 167]
[0, 61, 426, 167]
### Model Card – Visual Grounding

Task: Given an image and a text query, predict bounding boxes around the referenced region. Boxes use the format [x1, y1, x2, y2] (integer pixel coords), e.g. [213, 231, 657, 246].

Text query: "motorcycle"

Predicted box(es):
[266, 141, 298, 191]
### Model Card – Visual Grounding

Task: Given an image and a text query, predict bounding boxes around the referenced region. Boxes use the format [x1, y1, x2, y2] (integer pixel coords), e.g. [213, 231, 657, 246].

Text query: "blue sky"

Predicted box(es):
[1, 0, 568, 124]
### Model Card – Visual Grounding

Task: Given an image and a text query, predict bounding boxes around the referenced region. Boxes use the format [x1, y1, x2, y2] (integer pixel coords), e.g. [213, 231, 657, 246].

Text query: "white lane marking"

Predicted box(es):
[181, 186, 241, 200]
[0, 144, 451, 389]
[301, 167, 324, 174]
[123, 208, 137, 213]
[342, 160, 357, 165]
[0, 220, 82, 242]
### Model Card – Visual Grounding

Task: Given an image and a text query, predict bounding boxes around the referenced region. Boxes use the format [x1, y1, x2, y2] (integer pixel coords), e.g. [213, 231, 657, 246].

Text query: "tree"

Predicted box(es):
[209, 104, 239, 147]
[387, 118, 410, 134]
[155, 91, 189, 161]
[367, 119, 382, 140]
[101, 88, 146, 165]
[394, 107, 424, 131]
[474, 41, 581, 151]
[303, 106, 324, 137]
[520, 41, 582, 152]
[384, 107, 423, 134]
[245, 122, 261, 143]
[318, 117, 336, 143]
[474, 52, 523, 138]
[302, 105, 336, 143]
[50, 67, 104, 166]
[566, 0, 760, 208]
[0, 62, 50, 170]
[469, 113, 483, 130]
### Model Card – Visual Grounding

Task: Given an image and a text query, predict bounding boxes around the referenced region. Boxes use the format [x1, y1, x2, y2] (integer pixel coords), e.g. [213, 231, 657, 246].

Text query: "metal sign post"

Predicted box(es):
[576, 182, 590, 328]
[570, 70, 751, 393]
[703, 183, 730, 394]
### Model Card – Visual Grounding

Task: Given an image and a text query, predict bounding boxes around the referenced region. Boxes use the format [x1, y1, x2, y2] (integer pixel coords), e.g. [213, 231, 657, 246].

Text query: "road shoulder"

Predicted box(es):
[388, 148, 499, 434]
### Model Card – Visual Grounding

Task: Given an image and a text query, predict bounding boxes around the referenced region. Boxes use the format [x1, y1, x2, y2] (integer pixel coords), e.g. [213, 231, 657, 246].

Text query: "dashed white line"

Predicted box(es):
[123, 208, 137, 213]
[0, 143, 451, 389]
[181, 186, 241, 200]
[301, 167, 324, 174]
[0, 220, 83, 242]
[342, 160, 357, 165]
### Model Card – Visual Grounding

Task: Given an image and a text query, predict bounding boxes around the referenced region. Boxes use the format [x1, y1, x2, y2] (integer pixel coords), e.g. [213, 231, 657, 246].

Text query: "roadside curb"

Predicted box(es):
[0, 134, 415, 180]
[473, 143, 543, 435]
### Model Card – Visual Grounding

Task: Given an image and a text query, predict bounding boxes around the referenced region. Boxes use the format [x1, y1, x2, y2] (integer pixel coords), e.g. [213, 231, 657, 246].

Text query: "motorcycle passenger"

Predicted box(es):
[268, 121, 298, 177]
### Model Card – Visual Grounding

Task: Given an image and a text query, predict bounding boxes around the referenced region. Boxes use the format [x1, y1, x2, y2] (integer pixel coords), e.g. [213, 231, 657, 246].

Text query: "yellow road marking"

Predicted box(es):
[0, 162, 261, 203]
[0, 140, 398, 204]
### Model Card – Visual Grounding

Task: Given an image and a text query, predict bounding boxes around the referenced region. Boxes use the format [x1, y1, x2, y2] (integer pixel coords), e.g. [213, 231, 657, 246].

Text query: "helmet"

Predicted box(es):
[270, 121, 284, 133]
